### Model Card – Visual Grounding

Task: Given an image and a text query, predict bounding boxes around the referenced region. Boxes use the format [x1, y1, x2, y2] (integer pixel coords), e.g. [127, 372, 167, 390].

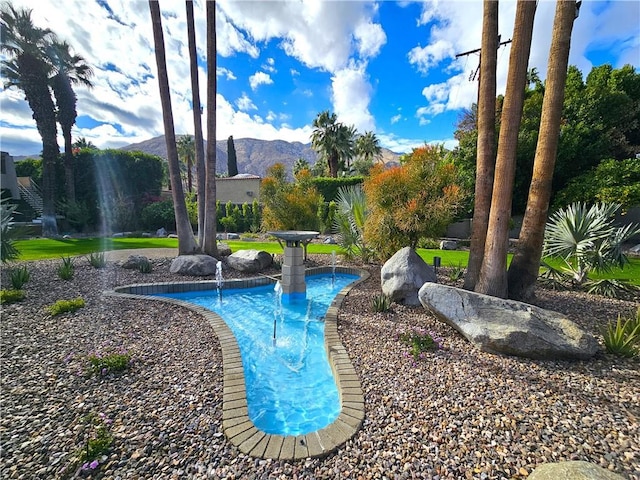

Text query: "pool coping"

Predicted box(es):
[105, 266, 370, 460]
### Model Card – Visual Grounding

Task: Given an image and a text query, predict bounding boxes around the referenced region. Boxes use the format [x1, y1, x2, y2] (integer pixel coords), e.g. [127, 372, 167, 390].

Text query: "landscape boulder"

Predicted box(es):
[170, 255, 217, 276]
[381, 247, 436, 305]
[217, 242, 232, 257]
[528, 461, 626, 480]
[439, 240, 458, 250]
[122, 255, 150, 270]
[418, 283, 598, 360]
[227, 249, 272, 273]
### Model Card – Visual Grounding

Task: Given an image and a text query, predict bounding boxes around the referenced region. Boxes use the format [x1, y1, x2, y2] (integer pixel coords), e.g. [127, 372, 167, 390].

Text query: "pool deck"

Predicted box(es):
[106, 266, 369, 460]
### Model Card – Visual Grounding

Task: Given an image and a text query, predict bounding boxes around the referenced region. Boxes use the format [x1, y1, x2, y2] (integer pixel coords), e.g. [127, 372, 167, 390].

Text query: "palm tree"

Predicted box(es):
[508, 0, 578, 301]
[1, 4, 59, 236]
[50, 40, 94, 203]
[148, 0, 198, 255]
[355, 131, 382, 164]
[463, 0, 499, 291]
[203, 0, 218, 256]
[475, 0, 537, 298]
[177, 134, 195, 193]
[72, 137, 96, 150]
[185, 0, 206, 245]
[311, 110, 356, 177]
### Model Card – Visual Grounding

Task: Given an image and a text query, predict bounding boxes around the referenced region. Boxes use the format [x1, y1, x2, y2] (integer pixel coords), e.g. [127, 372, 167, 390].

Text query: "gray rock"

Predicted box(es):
[227, 233, 241, 240]
[227, 249, 272, 273]
[122, 255, 150, 269]
[528, 461, 625, 480]
[323, 236, 337, 244]
[439, 240, 458, 250]
[169, 255, 217, 276]
[418, 283, 598, 360]
[217, 242, 232, 256]
[156, 227, 167, 237]
[381, 247, 436, 306]
[168, 234, 178, 239]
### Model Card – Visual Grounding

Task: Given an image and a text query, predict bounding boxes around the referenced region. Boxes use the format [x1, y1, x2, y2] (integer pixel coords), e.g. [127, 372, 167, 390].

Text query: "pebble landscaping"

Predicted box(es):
[1, 254, 638, 479]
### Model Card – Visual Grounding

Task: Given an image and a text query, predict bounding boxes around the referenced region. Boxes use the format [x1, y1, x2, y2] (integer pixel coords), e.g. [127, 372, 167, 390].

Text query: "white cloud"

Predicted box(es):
[290, 68, 300, 76]
[235, 93, 257, 111]
[249, 71, 274, 91]
[390, 114, 402, 125]
[331, 61, 375, 132]
[354, 21, 387, 59]
[216, 67, 237, 80]
[408, 39, 455, 74]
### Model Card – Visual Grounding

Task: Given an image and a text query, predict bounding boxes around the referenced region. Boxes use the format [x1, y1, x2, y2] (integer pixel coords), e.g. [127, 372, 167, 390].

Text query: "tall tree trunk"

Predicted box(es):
[149, 0, 198, 255]
[185, 0, 206, 246]
[463, 0, 499, 291]
[203, 0, 219, 256]
[508, 0, 577, 301]
[62, 129, 75, 202]
[227, 135, 238, 176]
[475, 0, 536, 298]
[52, 72, 77, 203]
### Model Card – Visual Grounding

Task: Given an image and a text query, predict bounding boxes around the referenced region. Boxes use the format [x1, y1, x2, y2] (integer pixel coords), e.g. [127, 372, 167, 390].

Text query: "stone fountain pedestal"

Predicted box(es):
[268, 230, 319, 303]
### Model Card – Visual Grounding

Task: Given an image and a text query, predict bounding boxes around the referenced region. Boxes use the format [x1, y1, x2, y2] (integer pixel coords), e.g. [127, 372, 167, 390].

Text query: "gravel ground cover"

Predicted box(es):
[1, 253, 638, 479]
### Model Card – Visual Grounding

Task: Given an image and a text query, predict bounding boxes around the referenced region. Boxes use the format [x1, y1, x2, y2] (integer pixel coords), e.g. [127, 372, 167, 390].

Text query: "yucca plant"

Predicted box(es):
[584, 279, 639, 299]
[543, 202, 640, 286]
[371, 293, 392, 313]
[57, 256, 75, 280]
[1, 198, 20, 262]
[9, 265, 30, 289]
[87, 252, 107, 269]
[448, 263, 465, 282]
[603, 310, 640, 358]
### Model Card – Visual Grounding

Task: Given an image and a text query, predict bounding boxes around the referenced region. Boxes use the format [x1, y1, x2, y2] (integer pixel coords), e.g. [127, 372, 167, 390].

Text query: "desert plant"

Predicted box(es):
[57, 256, 75, 280]
[603, 309, 640, 357]
[399, 329, 440, 360]
[73, 412, 114, 473]
[87, 251, 106, 269]
[1, 198, 20, 262]
[584, 278, 639, 299]
[371, 293, 391, 313]
[448, 263, 465, 281]
[48, 297, 85, 316]
[9, 265, 30, 289]
[538, 260, 571, 290]
[87, 351, 132, 376]
[138, 258, 152, 273]
[333, 184, 371, 262]
[543, 202, 640, 285]
[0, 289, 25, 304]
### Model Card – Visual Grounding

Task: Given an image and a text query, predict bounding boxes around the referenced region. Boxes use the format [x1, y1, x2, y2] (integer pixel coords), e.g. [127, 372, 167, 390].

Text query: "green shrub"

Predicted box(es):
[1, 198, 20, 262]
[310, 176, 364, 202]
[140, 200, 176, 231]
[0, 289, 25, 304]
[371, 294, 391, 313]
[399, 329, 440, 360]
[87, 252, 107, 269]
[57, 256, 75, 280]
[584, 279, 639, 299]
[138, 258, 152, 273]
[87, 351, 132, 376]
[48, 298, 85, 316]
[448, 263, 465, 282]
[9, 266, 30, 289]
[603, 309, 640, 357]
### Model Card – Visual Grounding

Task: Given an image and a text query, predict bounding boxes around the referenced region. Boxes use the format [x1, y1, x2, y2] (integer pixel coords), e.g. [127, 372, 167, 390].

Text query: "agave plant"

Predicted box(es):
[333, 184, 371, 262]
[543, 202, 640, 286]
[1, 198, 20, 263]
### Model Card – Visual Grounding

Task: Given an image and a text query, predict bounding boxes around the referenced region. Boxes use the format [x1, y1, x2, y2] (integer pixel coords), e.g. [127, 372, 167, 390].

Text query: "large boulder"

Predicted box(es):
[122, 255, 149, 270]
[418, 283, 598, 360]
[170, 255, 217, 276]
[528, 461, 626, 480]
[227, 249, 272, 273]
[381, 247, 437, 305]
[217, 242, 232, 257]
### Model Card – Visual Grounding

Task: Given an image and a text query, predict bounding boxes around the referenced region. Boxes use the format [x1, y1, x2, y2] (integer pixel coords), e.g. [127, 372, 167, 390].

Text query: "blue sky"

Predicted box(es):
[1, 0, 638, 157]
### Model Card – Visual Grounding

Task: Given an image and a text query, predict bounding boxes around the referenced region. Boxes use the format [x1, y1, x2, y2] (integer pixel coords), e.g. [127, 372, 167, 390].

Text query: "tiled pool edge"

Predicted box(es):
[104, 266, 370, 461]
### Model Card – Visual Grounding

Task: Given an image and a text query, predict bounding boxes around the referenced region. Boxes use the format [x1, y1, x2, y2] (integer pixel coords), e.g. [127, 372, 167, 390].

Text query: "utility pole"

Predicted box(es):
[456, 36, 513, 83]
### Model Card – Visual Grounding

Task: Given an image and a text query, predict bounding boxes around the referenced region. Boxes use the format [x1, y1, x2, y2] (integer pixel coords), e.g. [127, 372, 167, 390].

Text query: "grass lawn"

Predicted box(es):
[12, 237, 640, 284]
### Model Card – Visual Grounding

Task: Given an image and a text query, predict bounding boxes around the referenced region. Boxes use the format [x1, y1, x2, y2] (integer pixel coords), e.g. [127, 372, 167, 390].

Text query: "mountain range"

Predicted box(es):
[120, 135, 401, 178]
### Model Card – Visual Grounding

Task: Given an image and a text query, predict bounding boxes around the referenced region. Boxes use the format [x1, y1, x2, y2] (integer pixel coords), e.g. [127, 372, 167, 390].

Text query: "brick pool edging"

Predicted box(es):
[105, 266, 370, 460]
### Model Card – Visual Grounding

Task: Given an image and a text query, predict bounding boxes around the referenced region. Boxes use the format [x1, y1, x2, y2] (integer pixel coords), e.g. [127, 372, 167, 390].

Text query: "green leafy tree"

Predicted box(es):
[364, 145, 465, 260]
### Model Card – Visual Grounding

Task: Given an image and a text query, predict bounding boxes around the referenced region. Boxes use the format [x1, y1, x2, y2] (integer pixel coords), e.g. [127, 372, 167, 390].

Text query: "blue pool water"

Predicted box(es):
[154, 273, 359, 436]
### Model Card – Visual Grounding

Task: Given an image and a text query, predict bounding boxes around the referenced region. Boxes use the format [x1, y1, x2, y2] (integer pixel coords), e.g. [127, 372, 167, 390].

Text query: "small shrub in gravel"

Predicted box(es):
[57, 256, 75, 280]
[64, 412, 113, 476]
[87, 251, 107, 269]
[371, 293, 391, 312]
[47, 298, 85, 316]
[138, 258, 152, 273]
[0, 289, 25, 304]
[9, 265, 30, 289]
[399, 328, 440, 360]
[603, 308, 640, 357]
[87, 351, 132, 376]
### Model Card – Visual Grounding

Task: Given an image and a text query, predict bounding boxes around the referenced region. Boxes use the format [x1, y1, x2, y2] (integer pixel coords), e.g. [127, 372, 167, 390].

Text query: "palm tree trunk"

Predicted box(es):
[475, 0, 536, 298]
[508, 0, 577, 301]
[203, 0, 219, 256]
[463, 0, 498, 291]
[149, 0, 198, 255]
[185, 0, 204, 246]
[63, 129, 75, 202]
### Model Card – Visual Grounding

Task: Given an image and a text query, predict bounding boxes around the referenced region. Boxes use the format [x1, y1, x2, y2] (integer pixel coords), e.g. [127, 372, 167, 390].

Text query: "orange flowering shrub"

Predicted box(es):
[364, 144, 465, 260]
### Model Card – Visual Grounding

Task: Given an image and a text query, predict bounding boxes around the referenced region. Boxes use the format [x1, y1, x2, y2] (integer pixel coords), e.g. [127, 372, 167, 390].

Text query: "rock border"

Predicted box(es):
[105, 266, 370, 460]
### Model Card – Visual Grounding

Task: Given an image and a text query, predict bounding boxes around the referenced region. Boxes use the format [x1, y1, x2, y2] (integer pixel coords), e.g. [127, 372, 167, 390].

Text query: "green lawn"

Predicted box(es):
[11, 237, 640, 284]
